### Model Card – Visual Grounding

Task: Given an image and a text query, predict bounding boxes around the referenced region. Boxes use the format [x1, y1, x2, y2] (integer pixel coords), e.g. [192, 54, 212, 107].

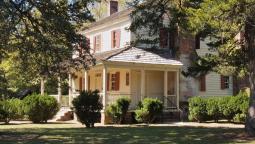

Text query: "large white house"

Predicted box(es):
[65, 1, 234, 123]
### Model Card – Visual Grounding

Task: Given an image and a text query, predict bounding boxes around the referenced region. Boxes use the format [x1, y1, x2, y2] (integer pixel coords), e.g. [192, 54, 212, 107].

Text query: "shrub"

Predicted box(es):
[135, 98, 163, 123]
[106, 97, 131, 124]
[0, 98, 23, 124]
[188, 97, 208, 122]
[72, 90, 103, 128]
[233, 113, 246, 123]
[23, 94, 59, 123]
[206, 98, 220, 122]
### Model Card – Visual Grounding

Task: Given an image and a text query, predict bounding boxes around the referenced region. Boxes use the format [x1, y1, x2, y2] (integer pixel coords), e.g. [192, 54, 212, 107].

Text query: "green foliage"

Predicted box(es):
[72, 90, 103, 128]
[135, 98, 163, 123]
[206, 97, 220, 122]
[189, 95, 249, 123]
[23, 94, 59, 123]
[106, 97, 131, 124]
[0, 98, 23, 124]
[188, 97, 208, 122]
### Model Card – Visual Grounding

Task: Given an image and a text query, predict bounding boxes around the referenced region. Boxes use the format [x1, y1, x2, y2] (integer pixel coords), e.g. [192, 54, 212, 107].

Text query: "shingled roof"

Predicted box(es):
[93, 47, 182, 66]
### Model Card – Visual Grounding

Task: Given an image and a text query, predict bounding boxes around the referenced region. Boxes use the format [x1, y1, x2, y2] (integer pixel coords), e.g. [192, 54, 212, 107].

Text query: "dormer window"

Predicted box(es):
[110, 1, 118, 15]
[159, 28, 175, 49]
[111, 29, 120, 49]
[93, 35, 101, 52]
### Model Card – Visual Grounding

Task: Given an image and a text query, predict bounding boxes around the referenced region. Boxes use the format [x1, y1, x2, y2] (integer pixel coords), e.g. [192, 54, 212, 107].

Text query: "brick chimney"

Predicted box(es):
[109, 1, 118, 15]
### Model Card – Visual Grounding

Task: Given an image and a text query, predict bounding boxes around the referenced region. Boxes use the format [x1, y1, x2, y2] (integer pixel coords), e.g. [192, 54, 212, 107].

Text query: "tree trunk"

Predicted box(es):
[40, 77, 45, 95]
[244, 16, 255, 136]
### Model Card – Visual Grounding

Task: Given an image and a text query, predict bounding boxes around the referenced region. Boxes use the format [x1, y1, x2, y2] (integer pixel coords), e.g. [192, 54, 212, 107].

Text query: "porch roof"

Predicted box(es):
[94, 47, 183, 66]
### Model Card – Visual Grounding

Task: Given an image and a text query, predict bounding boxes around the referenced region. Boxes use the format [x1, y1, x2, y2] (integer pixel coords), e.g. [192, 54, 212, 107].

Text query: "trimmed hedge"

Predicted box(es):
[23, 94, 60, 123]
[188, 93, 249, 123]
[0, 98, 23, 124]
[106, 97, 131, 124]
[135, 98, 163, 123]
[72, 90, 103, 128]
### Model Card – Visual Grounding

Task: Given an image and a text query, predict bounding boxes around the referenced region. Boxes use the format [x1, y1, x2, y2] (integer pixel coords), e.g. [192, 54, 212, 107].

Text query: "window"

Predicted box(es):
[93, 35, 101, 52]
[111, 73, 116, 90]
[126, 72, 129, 86]
[199, 75, 206, 92]
[109, 72, 120, 91]
[159, 28, 168, 48]
[111, 30, 120, 49]
[221, 76, 230, 89]
[195, 34, 200, 49]
[110, 1, 118, 15]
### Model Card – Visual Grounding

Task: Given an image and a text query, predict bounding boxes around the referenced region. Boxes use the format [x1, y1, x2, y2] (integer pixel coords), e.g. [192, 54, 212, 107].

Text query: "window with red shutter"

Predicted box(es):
[111, 29, 121, 49]
[221, 75, 229, 89]
[110, 1, 118, 15]
[107, 73, 110, 91]
[159, 28, 168, 48]
[115, 72, 120, 91]
[199, 75, 206, 91]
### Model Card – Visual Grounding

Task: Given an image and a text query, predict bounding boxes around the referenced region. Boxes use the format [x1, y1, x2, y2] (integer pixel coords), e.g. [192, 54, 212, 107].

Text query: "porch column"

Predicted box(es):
[141, 69, 146, 100]
[84, 71, 88, 91]
[164, 71, 168, 108]
[68, 73, 73, 106]
[176, 70, 180, 109]
[57, 76, 62, 103]
[101, 66, 108, 124]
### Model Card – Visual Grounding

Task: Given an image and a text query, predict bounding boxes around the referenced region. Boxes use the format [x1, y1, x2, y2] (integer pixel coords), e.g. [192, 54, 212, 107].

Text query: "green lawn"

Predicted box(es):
[0, 123, 253, 144]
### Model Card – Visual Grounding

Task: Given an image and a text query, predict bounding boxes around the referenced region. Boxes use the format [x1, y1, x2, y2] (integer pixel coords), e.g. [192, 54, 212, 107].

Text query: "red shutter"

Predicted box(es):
[116, 30, 121, 48]
[200, 75, 206, 91]
[79, 77, 83, 91]
[169, 31, 175, 49]
[111, 31, 114, 49]
[107, 73, 110, 91]
[160, 28, 168, 48]
[221, 75, 225, 89]
[115, 72, 120, 91]
[88, 76, 90, 90]
[195, 34, 200, 49]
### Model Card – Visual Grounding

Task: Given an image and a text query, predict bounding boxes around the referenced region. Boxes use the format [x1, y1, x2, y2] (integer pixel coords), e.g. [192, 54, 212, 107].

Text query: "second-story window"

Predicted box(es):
[111, 30, 120, 49]
[221, 75, 230, 89]
[159, 28, 175, 49]
[93, 35, 101, 52]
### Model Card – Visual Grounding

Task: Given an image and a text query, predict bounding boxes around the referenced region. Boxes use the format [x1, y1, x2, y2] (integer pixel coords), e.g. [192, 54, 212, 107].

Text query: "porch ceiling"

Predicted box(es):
[94, 47, 183, 67]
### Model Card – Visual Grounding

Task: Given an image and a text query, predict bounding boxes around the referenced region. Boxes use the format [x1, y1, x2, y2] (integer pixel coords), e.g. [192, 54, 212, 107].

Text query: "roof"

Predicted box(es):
[83, 8, 132, 31]
[93, 47, 183, 66]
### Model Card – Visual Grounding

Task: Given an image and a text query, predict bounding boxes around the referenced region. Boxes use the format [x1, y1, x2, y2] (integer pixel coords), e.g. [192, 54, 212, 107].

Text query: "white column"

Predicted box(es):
[68, 74, 73, 106]
[176, 70, 180, 109]
[57, 76, 62, 103]
[141, 69, 145, 100]
[164, 71, 168, 108]
[40, 77, 45, 95]
[101, 66, 107, 124]
[84, 71, 88, 91]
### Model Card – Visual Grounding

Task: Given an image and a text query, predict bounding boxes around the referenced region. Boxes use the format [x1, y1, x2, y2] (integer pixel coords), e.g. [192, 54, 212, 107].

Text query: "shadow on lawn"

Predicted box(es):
[0, 126, 253, 144]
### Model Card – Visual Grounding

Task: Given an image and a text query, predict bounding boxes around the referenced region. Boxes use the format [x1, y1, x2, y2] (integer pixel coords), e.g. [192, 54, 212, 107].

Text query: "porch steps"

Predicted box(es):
[52, 107, 74, 121]
[161, 111, 181, 122]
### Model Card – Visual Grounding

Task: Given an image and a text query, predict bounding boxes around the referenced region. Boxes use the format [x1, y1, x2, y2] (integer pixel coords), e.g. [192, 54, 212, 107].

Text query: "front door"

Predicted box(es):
[131, 70, 141, 109]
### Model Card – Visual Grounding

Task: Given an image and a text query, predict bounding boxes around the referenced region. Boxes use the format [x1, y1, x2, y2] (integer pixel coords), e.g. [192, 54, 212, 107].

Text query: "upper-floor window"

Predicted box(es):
[159, 28, 175, 49]
[195, 34, 200, 49]
[111, 29, 121, 49]
[221, 75, 229, 89]
[94, 35, 101, 52]
[110, 1, 118, 15]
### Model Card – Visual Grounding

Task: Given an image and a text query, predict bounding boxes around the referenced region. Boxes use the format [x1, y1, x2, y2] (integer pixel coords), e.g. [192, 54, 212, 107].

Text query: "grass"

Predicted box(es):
[0, 122, 254, 144]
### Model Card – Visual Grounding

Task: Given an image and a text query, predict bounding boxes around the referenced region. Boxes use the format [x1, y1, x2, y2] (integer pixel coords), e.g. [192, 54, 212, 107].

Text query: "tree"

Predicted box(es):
[129, 0, 255, 136]
[0, 0, 95, 95]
